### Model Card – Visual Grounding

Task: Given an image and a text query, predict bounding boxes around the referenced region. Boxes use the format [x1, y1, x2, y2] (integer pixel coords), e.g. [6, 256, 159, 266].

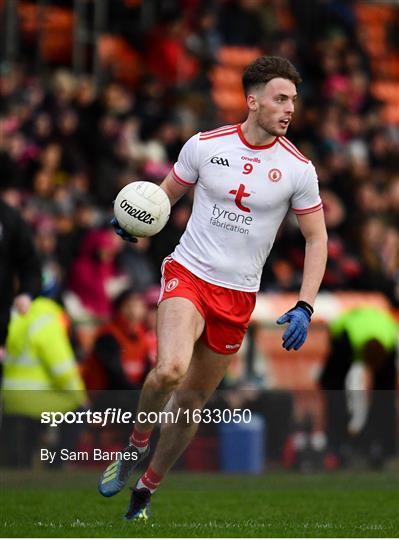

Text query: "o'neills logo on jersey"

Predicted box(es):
[241, 156, 261, 164]
[120, 199, 155, 225]
[268, 168, 282, 182]
[225, 343, 240, 349]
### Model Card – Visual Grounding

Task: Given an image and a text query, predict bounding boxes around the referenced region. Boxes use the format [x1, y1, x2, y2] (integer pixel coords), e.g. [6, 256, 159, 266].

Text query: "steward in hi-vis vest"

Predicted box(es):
[320, 306, 398, 468]
[3, 297, 87, 417]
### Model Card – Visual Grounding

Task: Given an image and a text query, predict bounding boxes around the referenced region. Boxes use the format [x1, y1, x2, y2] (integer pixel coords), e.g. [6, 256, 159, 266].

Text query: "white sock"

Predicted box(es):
[134, 444, 148, 454]
[136, 478, 155, 493]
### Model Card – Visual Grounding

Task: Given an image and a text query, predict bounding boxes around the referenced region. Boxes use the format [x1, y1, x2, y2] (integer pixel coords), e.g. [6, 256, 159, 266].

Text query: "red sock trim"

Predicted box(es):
[140, 467, 163, 491]
[130, 428, 152, 448]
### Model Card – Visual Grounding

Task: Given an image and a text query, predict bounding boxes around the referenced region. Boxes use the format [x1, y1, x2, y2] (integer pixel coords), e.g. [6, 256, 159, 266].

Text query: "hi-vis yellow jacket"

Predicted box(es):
[3, 297, 87, 417]
[330, 306, 398, 362]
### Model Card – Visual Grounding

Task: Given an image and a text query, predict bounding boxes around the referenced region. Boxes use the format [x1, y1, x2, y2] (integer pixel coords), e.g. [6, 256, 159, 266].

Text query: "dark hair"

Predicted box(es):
[113, 287, 139, 312]
[362, 339, 389, 372]
[242, 56, 302, 95]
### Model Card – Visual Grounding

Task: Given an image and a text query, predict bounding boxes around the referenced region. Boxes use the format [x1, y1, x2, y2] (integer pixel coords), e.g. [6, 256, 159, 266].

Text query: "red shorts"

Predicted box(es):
[159, 258, 256, 355]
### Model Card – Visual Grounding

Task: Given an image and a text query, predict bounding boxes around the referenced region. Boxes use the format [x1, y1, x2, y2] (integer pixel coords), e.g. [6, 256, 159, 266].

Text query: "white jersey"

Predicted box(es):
[171, 123, 322, 292]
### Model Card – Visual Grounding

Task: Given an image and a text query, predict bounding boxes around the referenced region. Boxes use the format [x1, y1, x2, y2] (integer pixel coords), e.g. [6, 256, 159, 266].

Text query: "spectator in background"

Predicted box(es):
[319, 306, 398, 469]
[56, 196, 99, 277]
[81, 288, 153, 417]
[149, 198, 192, 270]
[145, 11, 199, 86]
[34, 218, 62, 300]
[55, 108, 85, 173]
[0, 198, 42, 378]
[218, 0, 275, 49]
[354, 217, 398, 302]
[117, 237, 158, 293]
[29, 167, 58, 216]
[1, 296, 87, 467]
[0, 131, 38, 190]
[66, 228, 127, 323]
[186, 6, 221, 75]
[29, 111, 53, 149]
[261, 256, 301, 293]
[92, 114, 128, 207]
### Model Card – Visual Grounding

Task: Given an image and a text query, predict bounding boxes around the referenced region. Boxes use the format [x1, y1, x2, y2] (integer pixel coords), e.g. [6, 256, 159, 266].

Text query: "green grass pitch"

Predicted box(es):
[0, 470, 398, 537]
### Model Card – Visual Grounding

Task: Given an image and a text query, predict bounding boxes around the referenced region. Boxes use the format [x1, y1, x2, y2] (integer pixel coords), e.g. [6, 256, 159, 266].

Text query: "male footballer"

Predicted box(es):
[99, 56, 328, 520]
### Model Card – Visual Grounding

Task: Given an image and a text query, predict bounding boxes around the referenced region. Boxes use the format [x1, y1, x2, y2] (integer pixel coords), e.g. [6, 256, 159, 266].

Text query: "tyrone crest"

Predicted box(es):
[165, 278, 179, 292]
[268, 168, 282, 182]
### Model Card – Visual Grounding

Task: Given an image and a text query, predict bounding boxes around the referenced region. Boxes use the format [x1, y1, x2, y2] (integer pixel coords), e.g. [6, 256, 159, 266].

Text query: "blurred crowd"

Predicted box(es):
[1, 0, 398, 348]
[1, 0, 398, 469]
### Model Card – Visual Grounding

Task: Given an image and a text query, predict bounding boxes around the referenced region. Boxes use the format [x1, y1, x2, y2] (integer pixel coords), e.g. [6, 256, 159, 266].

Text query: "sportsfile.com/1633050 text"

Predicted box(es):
[40, 408, 252, 427]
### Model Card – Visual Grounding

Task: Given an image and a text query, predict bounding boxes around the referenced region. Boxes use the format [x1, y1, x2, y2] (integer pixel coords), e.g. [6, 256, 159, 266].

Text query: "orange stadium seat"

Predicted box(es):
[382, 104, 399, 124]
[217, 46, 262, 69]
[355, 3, 395, 24]
[371, 81, 399, 100]
[254, 326, 329, 391]
[18, 3, 73, 62]
[252, 325, 329, 430]
[356, 1, 399, 125]
[211, 89, 247, 111]
[97, 35, 142, 87]
[212, 46, 261, 121]
[209, 66, 243, 89]
[374, 57, 399, 79]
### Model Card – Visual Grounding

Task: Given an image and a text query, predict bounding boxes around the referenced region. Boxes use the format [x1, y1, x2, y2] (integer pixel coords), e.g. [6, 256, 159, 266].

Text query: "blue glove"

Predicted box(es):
[111, 217, 138, 243]
[276, 301, 313, 351]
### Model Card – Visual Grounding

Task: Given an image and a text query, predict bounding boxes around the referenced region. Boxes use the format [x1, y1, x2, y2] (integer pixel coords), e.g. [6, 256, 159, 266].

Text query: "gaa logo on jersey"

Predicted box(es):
[268, 168, 282, 182]
[211, 156, 230, 167]
[165, 278, 179, 292]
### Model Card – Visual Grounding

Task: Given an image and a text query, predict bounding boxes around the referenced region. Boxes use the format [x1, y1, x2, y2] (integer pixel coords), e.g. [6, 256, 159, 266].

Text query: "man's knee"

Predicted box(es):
[153, 361, 187, 391]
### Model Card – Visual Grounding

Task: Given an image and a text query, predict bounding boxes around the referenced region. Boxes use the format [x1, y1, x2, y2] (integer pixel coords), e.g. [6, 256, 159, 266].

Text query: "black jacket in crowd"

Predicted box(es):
[0, 200, 42, 346]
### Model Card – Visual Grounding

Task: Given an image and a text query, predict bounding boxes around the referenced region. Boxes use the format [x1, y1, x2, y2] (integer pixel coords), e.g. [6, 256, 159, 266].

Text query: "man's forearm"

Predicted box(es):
[160, 170, 191, 207]
[298, 236, 327, 307]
